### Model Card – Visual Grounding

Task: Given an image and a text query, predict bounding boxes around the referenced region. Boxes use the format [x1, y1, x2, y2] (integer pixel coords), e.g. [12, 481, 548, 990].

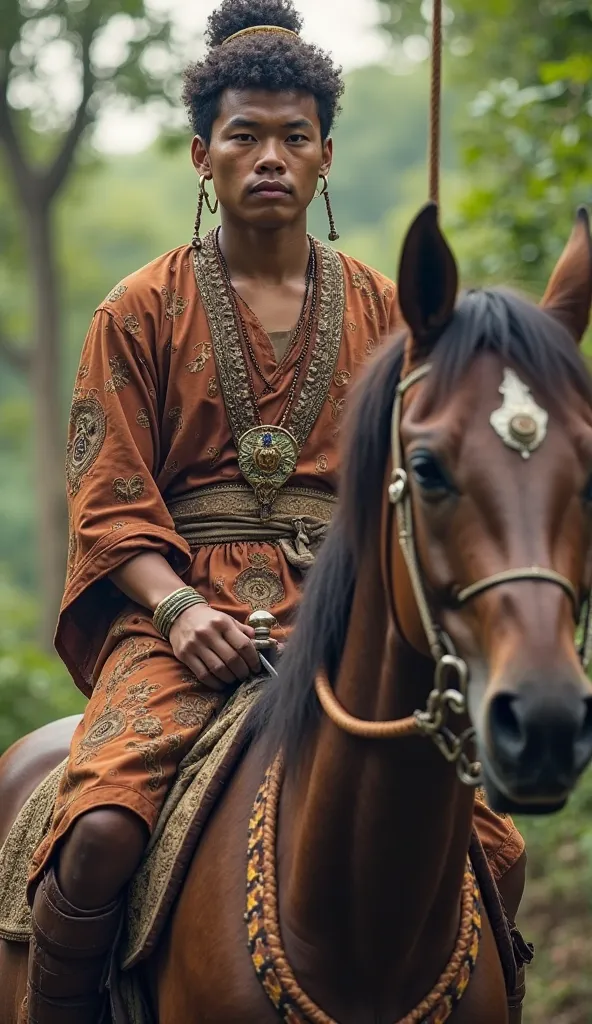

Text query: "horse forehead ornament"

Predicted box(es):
[490, 368, 548, 459]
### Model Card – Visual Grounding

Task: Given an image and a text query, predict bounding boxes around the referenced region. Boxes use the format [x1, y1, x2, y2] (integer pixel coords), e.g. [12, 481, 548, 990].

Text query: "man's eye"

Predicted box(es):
[232, 134, 255, 142]
[287, 134, 307, 143]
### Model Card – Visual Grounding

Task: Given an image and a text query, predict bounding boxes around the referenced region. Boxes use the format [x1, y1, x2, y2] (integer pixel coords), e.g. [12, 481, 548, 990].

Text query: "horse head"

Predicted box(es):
[391, 202, 592, 814]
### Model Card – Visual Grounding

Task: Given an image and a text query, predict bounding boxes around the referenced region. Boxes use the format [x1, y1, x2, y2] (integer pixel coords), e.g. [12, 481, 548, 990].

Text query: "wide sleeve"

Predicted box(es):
[386, 282, 403, 336]
[57, 306, 192, 694]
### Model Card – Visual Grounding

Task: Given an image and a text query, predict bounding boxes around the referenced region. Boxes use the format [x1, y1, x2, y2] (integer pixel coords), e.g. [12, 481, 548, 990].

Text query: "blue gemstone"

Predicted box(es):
[262, 432, 273, 447]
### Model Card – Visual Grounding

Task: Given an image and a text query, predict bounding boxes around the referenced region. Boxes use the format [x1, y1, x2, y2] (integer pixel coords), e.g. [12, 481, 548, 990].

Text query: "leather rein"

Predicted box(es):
[315, 364, 592, 786]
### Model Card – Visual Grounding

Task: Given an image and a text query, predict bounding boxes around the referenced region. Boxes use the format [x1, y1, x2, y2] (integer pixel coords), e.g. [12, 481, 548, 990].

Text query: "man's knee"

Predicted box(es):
[57, 807, 148, 909]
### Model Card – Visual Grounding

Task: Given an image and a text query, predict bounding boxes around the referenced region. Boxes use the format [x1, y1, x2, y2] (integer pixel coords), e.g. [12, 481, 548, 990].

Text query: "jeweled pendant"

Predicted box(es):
[238, 426, 299, 520]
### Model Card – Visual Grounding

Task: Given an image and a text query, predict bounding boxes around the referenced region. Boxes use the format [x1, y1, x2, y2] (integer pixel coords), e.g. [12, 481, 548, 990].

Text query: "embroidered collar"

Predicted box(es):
[192, 230, 345, 454]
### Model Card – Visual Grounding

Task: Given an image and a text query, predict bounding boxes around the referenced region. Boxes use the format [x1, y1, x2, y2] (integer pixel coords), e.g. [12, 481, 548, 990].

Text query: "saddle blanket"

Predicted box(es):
[0, 671, 531, 1023]
[0, 676, 266, 1023]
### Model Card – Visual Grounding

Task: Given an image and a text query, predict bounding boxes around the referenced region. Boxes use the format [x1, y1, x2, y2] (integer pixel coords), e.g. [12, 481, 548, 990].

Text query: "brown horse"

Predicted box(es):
[2, 202, 592, 1023]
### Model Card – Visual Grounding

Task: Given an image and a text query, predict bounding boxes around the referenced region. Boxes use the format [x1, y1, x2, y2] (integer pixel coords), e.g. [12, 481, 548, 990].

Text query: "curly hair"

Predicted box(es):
[182, 0, 344, 143]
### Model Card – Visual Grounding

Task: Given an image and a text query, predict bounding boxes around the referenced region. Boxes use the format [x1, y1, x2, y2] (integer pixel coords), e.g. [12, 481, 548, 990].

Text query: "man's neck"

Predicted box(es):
[217, 213, 311, 285]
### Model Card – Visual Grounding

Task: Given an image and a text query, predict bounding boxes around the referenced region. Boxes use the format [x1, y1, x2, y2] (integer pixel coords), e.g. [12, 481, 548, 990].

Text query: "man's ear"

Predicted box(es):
[191, 136, 212, 178]
[320, 136, 333, 179]
[540, 207, 592, 345]
[397, 202, 459, 353]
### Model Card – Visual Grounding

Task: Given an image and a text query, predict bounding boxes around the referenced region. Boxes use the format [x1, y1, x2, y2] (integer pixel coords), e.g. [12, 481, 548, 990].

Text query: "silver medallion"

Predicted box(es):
[490, 368, 548, 460]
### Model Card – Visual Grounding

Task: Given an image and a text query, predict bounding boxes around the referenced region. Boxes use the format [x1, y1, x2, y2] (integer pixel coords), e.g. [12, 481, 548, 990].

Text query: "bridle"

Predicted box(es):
[315, 363, 592, 787]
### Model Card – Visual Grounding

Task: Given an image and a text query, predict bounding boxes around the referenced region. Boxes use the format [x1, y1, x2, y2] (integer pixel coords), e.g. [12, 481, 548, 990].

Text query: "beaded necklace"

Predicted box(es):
[214, 229, 318, 418]
[215, 228, 317, 402]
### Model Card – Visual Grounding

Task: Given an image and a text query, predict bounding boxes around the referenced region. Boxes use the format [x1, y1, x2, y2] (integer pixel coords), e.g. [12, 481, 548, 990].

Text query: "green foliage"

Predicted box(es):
[327, 64, 458, 235]
[517, 772, 592, 1024]
[0, 640, 83, 752]
[0, 574, 83, 753]
[0, 0, 200, 385]
[382, 0, 592, 295]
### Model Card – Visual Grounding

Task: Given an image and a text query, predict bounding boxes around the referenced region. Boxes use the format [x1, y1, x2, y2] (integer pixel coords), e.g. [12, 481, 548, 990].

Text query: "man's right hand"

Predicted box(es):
[169, 603, 260, 691]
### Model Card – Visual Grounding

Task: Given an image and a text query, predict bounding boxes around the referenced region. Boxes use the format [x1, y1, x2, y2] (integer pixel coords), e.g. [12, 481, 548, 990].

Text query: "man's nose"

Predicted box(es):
[255, 142, 286, 173]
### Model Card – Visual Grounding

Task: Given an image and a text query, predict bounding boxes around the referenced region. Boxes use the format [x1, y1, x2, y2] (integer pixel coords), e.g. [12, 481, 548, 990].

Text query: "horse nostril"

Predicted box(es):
[574, 698, 592, 773]
[488, 693, 525, 760]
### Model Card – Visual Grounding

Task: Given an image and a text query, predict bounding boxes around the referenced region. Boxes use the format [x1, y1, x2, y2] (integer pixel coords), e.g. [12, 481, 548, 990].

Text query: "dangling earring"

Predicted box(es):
[202, 175, 219, 215]
[317, 174, 340, 242]
[192, 174, 219, 250]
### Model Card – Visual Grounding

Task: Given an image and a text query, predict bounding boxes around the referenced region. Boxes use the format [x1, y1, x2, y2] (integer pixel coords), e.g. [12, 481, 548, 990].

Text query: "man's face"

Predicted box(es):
[192, 89, 332, 230]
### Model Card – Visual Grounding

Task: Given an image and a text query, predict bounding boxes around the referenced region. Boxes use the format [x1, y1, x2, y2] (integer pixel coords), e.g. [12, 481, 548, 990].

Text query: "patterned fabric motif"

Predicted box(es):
[28, 617, 228, 890]
[66, 396, 107, 496]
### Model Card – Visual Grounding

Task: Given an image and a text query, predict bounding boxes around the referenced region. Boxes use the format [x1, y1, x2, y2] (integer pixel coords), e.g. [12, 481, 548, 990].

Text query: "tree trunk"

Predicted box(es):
[25, 199, 67, 650]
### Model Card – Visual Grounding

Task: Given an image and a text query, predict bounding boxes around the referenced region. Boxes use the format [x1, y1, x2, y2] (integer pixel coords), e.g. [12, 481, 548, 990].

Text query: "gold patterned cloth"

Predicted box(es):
[28, 618, 233, 891]
[31, 235, 400, 889]
[0, 676, 266, 1024]
[166, 483, 336, 568]
[61, 233, 400, 695]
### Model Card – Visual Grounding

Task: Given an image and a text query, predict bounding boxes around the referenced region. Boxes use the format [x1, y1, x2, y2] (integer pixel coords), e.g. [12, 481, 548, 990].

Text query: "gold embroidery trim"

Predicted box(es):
[113, 475, 145, 503]
[192, 230, 345, 454]
[166, 484, 336, 547]
[66, 396, 107, 496]
[167, 484, 335, 521]
[233, 552, 286, 611]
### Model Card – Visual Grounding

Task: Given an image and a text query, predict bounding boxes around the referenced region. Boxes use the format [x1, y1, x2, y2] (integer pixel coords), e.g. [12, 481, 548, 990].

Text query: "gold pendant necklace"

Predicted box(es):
[192, 230, 346, 523]
[216, 231, 317, 521]
[237, 425, 300, 521]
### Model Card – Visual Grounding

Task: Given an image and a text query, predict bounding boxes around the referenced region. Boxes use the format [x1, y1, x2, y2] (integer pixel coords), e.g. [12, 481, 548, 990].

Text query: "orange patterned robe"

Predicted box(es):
[30, 231, 523, 886]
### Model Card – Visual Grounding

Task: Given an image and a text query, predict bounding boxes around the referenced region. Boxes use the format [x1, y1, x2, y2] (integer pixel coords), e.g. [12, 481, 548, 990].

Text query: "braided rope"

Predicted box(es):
[315, 671, 420, 739]
[249, 757, 481, 1024]
[429, 0, 443, 204]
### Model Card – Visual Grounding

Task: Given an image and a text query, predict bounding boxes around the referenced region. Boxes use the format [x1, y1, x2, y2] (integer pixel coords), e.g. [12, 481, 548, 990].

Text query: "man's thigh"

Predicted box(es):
[30, 618, 223, 886]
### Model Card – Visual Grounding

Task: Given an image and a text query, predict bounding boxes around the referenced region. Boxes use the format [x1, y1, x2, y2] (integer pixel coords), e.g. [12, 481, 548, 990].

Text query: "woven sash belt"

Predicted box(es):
[166, 484, 337, 570]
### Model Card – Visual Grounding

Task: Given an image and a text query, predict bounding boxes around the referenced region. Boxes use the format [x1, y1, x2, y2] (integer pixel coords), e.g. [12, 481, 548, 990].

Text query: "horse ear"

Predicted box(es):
[541, 207, 592, 345]
[397, 202, 459, 351]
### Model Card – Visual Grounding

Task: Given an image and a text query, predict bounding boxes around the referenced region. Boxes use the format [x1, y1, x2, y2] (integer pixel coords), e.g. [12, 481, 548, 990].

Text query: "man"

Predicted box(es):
[24, 1, 527, 1020]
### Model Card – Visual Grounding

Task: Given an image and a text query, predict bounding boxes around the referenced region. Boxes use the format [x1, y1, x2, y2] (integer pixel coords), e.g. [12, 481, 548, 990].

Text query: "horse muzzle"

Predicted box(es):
[480, 680, 592, 814]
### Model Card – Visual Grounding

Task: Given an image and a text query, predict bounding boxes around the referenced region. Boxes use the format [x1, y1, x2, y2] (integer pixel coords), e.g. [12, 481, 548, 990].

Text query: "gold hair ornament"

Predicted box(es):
[222, 25, 300, 46]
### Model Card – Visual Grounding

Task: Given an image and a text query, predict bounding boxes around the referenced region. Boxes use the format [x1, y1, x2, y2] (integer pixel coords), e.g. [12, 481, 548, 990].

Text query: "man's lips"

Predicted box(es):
[250, 181, 292, 196]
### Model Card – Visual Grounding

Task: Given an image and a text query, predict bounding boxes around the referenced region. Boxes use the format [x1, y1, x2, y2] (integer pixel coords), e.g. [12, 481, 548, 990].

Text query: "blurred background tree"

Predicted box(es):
[1, 1, 592, 1019]
[0, 0, 195, 647]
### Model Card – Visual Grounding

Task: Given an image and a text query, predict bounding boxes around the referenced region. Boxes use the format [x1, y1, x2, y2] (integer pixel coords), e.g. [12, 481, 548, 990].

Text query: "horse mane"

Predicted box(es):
[251, 287, 592, 772]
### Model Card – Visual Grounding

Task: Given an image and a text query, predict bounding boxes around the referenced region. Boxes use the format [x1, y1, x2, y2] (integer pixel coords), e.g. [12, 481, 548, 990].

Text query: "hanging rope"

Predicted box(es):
[428, 0, 443, 204]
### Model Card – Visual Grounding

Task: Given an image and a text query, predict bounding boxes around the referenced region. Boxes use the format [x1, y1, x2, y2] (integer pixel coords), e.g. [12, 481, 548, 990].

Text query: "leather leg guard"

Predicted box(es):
[27, 867, 123, 1024]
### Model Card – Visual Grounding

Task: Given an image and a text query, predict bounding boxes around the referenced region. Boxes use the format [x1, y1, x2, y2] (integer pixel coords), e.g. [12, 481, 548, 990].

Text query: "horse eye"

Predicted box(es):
[583, 475, 592, 503]
[409, 451, 451, 495]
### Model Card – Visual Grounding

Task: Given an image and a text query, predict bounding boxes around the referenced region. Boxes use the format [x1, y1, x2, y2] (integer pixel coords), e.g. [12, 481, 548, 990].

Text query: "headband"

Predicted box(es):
[222, 25, 300, 46]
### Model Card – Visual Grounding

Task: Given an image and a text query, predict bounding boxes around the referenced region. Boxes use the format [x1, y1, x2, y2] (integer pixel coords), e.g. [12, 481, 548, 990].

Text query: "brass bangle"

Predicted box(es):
[153, 587, 208, 640]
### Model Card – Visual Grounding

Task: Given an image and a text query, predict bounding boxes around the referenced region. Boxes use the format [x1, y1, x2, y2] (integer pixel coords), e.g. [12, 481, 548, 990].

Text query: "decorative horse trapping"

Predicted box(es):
[490, 368, 549, 459]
